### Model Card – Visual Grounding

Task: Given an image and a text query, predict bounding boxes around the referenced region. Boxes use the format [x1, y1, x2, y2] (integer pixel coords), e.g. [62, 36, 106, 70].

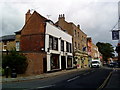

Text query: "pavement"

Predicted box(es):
[105, 68, 120, 88]
[0, 67, 90, 83]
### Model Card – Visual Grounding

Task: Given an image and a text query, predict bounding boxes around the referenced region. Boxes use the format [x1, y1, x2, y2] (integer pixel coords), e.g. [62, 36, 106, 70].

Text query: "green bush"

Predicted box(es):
[2, 49, 28, 74]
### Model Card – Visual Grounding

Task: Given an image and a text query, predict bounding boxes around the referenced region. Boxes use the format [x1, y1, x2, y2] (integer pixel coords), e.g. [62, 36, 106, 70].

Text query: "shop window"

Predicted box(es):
[51, 54, 59, 70]
[67, 57, 72, 67]
[61, 40, 64, 51]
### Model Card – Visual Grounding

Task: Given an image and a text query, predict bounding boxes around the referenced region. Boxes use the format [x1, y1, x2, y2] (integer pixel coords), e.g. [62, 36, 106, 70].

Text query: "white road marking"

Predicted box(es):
[36, 85, 55, 88]
[67, 76, 80, 82]
[97, 71, 112, 89]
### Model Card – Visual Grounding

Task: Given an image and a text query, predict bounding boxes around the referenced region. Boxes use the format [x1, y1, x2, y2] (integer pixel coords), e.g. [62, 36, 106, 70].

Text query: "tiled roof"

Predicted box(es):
[0, 35, 15, 41]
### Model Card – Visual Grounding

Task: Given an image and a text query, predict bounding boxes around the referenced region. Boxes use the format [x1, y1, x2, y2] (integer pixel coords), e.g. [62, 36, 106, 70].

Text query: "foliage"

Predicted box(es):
[96, 42, 115, 62]
[2, 49, 28, 74]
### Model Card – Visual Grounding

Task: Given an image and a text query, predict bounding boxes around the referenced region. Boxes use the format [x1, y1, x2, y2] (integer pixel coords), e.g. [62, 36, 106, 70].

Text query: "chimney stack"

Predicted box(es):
[58, 14, 65, 21]
[25, 9, 32, 23]
[77, 24, 80, 29]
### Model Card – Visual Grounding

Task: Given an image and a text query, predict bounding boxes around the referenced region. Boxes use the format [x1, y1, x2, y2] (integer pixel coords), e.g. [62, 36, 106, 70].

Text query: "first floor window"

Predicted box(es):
[53, 37, 58, 50]
[16, 41, 20, 51]
[49, 36, 53, 50]
[61, 40, 64, 51]
[3, 41, 7, 51]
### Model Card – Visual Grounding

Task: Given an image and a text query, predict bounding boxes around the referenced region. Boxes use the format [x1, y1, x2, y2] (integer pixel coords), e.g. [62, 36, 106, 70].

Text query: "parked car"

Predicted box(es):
[108, 62, 118, 68]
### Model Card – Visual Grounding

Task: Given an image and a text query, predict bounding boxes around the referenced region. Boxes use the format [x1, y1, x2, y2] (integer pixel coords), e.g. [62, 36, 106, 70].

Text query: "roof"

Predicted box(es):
[0, 35, 15, 41]
[14, 30, 21, 34]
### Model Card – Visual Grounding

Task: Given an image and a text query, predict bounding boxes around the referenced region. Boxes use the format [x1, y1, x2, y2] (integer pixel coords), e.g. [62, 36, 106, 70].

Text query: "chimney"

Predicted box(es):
[77, 24, 80, 29]
[58, 14, 65, 21]
[25, 9, 31, 23]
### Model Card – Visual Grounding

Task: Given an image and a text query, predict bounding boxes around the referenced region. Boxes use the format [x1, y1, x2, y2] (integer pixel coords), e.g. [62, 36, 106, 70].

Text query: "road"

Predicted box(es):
[2, 68, 115, 89]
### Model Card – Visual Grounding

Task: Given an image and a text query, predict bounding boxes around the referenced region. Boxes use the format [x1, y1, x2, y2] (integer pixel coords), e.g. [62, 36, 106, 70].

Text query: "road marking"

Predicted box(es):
[83, 72, 90, 75]
[67, 76, 80, 82]
[97, 71, 112, 90]
[36, 85, 55, 88]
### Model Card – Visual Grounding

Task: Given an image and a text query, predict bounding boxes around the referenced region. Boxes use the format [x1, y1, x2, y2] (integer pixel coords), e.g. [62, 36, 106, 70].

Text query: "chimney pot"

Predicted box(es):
[63, 14, 65, 17]
[77, 24, 80, 29]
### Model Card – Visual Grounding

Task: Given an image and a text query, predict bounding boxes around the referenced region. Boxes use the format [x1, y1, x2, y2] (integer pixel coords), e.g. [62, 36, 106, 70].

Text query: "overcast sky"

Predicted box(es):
[0, 0, 120, 48]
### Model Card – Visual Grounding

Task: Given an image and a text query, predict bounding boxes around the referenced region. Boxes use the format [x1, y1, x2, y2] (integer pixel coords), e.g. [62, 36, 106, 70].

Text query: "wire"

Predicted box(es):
[111, 21, 119, 31]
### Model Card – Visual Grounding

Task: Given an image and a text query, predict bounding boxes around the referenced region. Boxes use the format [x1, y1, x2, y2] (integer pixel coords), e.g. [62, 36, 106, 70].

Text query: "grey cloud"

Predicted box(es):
[1, 0, 120, 48]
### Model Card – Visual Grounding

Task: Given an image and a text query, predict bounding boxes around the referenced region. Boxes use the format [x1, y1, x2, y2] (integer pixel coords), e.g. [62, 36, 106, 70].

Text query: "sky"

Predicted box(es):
[0, 0, 120, 49]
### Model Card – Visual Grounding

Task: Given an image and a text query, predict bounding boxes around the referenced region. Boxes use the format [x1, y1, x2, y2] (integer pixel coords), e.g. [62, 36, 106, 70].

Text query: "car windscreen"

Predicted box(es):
[92, 61, 99, 64]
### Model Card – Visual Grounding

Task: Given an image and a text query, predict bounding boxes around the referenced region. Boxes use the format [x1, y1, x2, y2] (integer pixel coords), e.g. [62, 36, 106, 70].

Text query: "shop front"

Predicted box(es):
[67, 56, 73, 68]
[50, 54, 60, 70]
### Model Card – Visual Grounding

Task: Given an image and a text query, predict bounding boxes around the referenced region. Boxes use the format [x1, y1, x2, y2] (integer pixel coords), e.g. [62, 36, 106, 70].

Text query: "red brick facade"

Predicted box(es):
[20, 11, 47, 52]
[24, 52, 46, 75]
[20, 10, 47, 75]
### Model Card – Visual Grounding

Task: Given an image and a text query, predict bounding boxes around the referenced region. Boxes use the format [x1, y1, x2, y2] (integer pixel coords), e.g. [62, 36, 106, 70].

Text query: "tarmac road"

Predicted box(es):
[2, 67, 114, 89]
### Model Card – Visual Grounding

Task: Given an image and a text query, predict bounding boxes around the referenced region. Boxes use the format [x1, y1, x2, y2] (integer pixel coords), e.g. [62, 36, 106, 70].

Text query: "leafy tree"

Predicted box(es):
[96, 42, 115, 62]
[2, 49, 28, 74]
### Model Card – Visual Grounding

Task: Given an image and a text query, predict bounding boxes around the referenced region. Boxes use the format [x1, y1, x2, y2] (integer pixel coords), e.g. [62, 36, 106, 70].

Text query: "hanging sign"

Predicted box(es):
[112, 31, 119, 40]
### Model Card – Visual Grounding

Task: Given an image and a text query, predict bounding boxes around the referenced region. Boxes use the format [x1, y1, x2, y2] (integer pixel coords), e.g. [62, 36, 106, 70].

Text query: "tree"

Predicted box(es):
[2, 49, 28, 74]
[96, 42, 115, 62]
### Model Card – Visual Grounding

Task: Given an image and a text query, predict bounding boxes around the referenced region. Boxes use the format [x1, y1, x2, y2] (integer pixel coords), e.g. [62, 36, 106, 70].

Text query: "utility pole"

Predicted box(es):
[112, 1, 120, 67]
[118, 1, 120, 66]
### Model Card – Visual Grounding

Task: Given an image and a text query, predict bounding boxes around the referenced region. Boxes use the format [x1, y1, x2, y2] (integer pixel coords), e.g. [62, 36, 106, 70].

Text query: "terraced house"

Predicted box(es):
[55, 14, 88, 68]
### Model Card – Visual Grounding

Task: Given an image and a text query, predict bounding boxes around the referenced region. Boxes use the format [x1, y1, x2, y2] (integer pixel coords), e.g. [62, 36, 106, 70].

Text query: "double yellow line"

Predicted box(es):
[97, 71, 112, 90]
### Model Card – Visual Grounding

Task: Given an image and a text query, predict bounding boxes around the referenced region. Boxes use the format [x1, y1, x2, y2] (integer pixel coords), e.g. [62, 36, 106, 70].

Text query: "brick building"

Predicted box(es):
[87, 37, 102, 66]
[20, 10, 73, 75]
[0, 35, 16, 51]
[55, 14, 88, 68]
[91, 43, 100, 59]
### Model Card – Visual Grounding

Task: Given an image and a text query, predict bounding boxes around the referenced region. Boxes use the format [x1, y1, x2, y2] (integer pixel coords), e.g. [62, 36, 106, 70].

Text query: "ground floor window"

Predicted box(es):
[51, 54, 59, 70]
[67, 56, 72, 67]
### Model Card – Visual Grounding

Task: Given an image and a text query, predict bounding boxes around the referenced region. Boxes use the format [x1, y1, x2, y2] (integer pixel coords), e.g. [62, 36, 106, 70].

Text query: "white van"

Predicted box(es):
[91, 59, 101, 68]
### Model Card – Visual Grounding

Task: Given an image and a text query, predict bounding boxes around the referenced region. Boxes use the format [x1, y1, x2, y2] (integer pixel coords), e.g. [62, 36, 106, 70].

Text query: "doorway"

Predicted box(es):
[61, 56, 66, 70]
[43, 58, 47, 73]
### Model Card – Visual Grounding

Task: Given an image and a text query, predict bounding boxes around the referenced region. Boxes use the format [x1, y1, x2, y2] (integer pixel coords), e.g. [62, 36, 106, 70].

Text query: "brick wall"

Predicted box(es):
[24, 52, 46, 75]
[56, 15, 87, 52]
[20, 11, 46, 52]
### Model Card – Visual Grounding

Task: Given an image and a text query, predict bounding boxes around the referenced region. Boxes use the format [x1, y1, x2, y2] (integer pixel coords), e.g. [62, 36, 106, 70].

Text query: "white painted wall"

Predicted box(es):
[45, 22, 73, 71]
[46, 22, 72, 43]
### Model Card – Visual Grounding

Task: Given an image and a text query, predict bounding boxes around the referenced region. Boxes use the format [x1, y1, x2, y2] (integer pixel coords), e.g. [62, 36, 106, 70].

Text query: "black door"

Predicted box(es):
[43, 58, 47, 73]
[61, 56, 66, 70]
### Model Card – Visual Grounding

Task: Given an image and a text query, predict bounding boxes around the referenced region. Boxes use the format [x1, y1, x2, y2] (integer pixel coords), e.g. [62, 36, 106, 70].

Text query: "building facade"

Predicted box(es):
[45, 22, 73, 71]
[55, 14, 88, 68]
[0, 35, 16, 51]
[91, 43, 100, 59]
[20, 10, 73, 75]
